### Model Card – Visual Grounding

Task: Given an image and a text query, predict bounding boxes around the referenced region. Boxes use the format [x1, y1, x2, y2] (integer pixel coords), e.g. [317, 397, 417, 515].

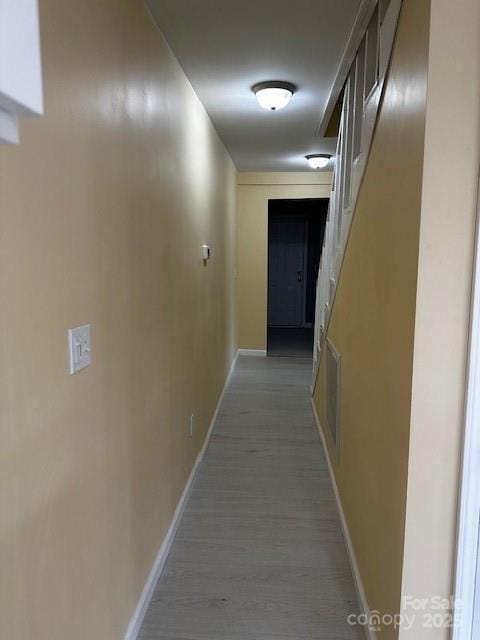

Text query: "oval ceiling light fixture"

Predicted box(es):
[252, 81, 296, 111]
[305, 154, 332, 169]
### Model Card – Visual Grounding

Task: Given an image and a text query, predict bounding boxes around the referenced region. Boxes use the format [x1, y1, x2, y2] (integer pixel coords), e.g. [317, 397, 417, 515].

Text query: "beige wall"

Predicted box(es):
[399, 0, 480, 636]
[0, 3, 236, 639]
[236, 172, 331, 350]
[312, 0, 430, 635]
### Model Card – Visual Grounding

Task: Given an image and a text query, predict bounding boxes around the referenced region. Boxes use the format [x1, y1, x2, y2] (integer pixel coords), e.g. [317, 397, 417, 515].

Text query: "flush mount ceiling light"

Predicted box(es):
[252, 81, 296, 111]
[305, 154, 332, 169]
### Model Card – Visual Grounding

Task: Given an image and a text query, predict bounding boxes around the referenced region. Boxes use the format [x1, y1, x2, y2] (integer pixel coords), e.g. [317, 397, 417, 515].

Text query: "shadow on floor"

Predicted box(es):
[267, 327, 314, 357]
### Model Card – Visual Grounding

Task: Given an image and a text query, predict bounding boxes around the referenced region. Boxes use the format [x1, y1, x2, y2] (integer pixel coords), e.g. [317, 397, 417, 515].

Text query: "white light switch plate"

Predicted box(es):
[68, 324, 91, 374]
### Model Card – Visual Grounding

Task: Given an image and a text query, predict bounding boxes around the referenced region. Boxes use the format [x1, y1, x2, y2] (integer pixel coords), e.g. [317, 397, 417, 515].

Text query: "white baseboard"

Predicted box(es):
[238, 349, 267, 357]
[311, 399, 376, 640]
[123, 350, 239, 640]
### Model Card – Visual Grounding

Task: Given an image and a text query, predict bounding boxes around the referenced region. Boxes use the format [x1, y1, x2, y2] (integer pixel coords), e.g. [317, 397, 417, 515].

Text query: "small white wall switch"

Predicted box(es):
[68, 324, 91, 374]
[202, 244, 211, 260]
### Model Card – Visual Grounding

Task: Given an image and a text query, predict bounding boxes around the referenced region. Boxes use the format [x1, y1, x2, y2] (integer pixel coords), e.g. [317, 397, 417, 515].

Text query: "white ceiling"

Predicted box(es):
[147, 0, 363, 171]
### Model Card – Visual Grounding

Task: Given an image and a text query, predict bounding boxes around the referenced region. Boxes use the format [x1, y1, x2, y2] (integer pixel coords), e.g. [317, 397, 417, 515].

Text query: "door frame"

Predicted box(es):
[453, 174, 480, 638]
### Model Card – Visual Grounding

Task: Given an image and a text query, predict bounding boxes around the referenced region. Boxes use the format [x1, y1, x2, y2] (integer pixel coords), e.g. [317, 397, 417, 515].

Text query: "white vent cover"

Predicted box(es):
[326, 339, 341, 451]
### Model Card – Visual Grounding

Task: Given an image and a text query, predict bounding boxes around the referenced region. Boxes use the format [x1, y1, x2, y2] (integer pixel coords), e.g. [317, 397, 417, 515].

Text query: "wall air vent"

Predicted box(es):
[326, 339, 341, 452]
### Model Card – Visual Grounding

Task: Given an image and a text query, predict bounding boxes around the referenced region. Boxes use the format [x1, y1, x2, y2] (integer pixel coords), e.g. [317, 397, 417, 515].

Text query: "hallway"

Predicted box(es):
[138, 356, 362, 639]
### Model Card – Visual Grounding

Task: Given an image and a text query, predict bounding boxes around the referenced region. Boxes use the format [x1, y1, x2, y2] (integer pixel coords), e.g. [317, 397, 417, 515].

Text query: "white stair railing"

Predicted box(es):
[313, 0, 403, 379]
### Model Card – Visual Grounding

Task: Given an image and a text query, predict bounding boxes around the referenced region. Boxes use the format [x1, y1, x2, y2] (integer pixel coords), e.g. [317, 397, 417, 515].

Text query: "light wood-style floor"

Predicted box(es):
[138, 356, 363, 639]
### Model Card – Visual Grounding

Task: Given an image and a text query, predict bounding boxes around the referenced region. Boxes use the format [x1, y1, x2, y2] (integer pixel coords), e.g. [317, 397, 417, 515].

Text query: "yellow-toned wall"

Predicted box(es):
[0, 3, 236, 639]
[312, 0, 430, 635]
[236, 172, 331, 350]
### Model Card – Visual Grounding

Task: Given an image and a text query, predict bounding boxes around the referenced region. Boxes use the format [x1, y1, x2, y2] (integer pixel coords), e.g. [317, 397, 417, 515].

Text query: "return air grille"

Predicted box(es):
[326, 339, 340, 451]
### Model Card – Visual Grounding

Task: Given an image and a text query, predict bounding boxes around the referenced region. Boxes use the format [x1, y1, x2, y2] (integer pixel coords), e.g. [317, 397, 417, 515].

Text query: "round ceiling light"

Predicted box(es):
[252, 81, 296, 111]
[305, 154, 332, 169]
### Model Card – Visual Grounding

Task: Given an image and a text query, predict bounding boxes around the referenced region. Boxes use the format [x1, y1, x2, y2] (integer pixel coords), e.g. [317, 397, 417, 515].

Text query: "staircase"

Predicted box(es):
[313, 0, 403, 378]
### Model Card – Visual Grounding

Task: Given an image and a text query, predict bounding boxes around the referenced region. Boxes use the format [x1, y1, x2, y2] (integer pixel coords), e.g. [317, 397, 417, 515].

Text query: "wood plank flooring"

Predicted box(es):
[138, 356, 363, 640]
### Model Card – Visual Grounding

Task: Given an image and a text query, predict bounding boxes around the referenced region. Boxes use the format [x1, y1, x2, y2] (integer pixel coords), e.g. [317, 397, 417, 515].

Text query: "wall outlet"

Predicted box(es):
[189, 414, 194, 437]
[68, 324, 91, 374]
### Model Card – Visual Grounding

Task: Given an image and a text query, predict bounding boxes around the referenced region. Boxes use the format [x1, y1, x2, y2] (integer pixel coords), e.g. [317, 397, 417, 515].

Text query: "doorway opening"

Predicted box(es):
[267, 198, 328, 357]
